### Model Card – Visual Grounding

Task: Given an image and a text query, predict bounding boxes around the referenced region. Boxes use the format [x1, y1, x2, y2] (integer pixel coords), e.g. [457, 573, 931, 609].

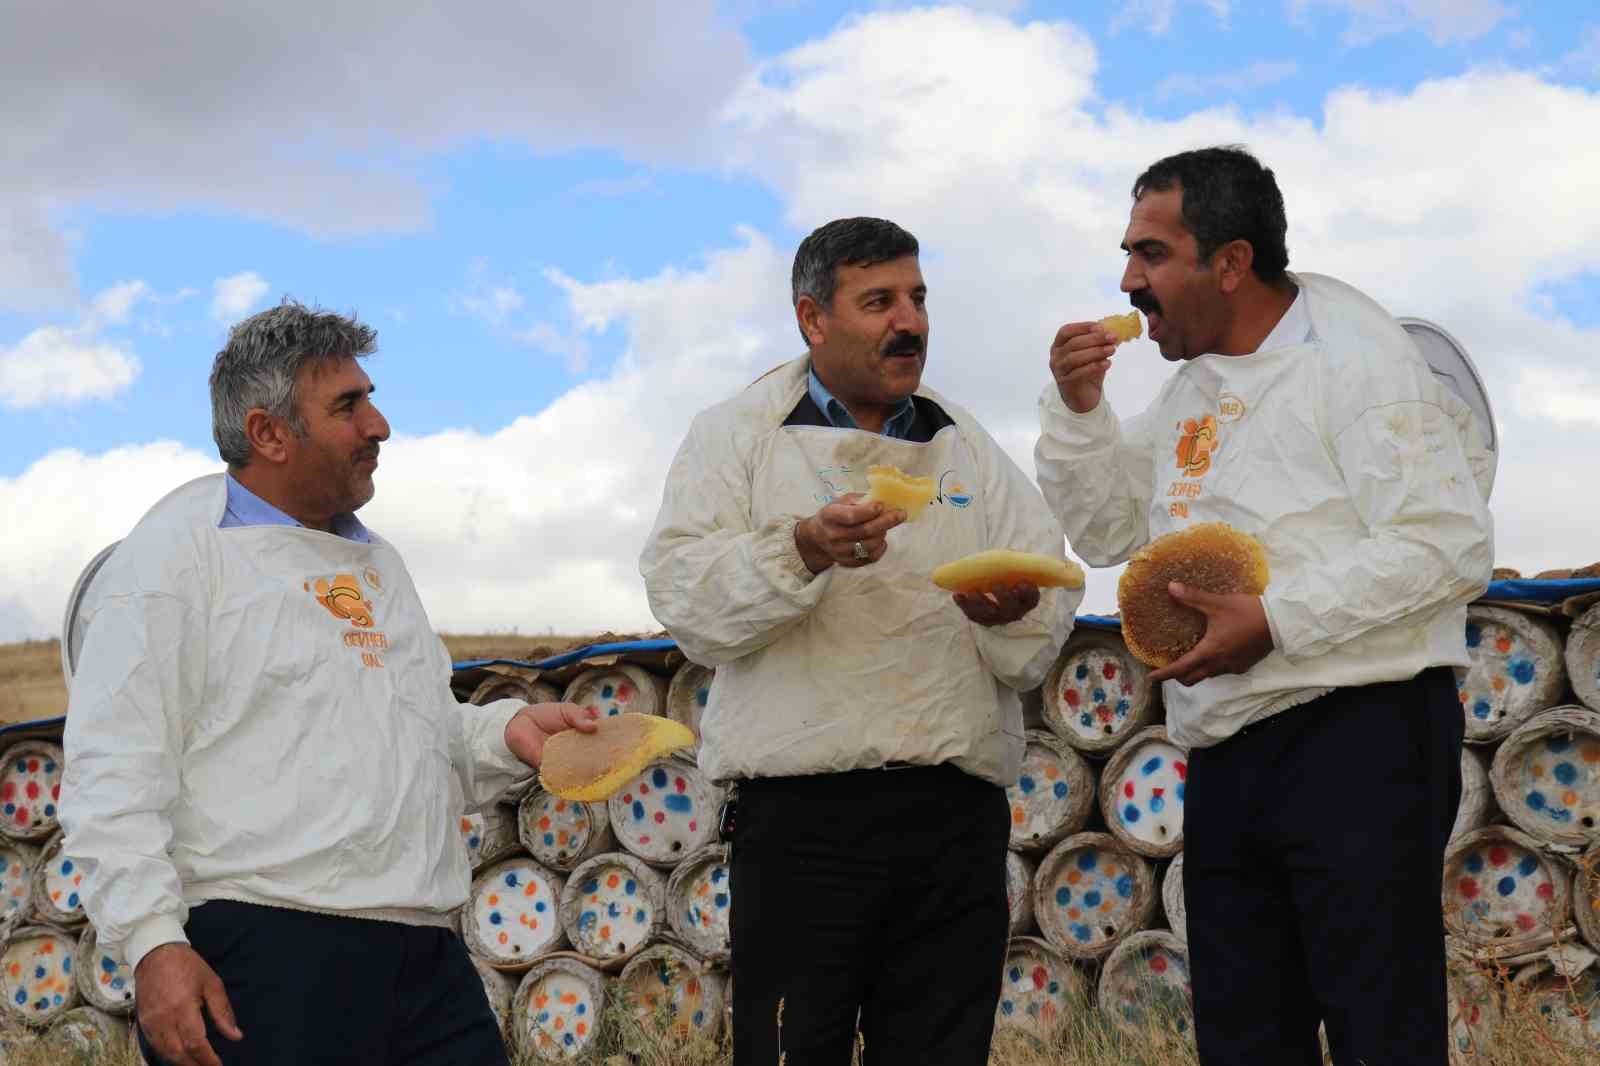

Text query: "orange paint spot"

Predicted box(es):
[100, 973, 110, 986]
[519, 914, 529, 926]
[554, 1017, 565, 1031]
[1068, 907, 1081, 920]
[555, 801, 568, 812]
[600, 925, 612, 941]
[576, 1022, 588, 1036]
[607, 874, 621, 889]
[1496, 637, 1512, 653]
[1011, 806, 1025, 825]
[1566, 791, 1580, 806]
[1492, 677, 1506, 692]
[561, 993, 578, 1005]
[498, 932, 509, 945]
[530, 919, 538, 930]
[1458, 690, 1468, 704]
[50, 891, 60, 902]
[1044, 766, 1059, 780]
[697, 884, 710, 897]
[1100, 900, 1114, 912]
[7, 964, 18, 977]
[525, 884, 537, 897]
[488, 894, 499, 906]
[460, 818, 472, 832]
[535, 994, 549, 1008]
[1532, 764, 1546, 779]
[688, 978, 700, 995]
[538, 817, 552, 831]
[1067, 871, 1082, 885]
[1104, 865, 1118, 878]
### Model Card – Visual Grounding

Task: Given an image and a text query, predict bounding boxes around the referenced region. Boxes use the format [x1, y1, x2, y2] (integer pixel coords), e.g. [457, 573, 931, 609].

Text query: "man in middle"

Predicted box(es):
[640, 216, 1080, 1066]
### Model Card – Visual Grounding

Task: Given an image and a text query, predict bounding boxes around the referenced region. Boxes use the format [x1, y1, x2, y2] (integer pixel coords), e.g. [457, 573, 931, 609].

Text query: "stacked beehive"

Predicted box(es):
[0, 738, 138, 1058]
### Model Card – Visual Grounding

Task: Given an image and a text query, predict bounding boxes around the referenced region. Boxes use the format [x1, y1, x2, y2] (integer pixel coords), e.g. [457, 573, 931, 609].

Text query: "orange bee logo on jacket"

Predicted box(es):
[307, 574, 375, 628]
[1175, 415, 1220, 477]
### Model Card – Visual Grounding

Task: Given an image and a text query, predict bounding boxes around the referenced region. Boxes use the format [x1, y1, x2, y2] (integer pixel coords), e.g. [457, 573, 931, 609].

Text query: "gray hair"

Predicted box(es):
[790, 217, 919, 344]
[209, 300, 377, 467]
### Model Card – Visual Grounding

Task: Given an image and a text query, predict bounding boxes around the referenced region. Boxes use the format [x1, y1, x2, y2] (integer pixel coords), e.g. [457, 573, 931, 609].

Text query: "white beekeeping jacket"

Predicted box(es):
[640, 357, 1081, 788]
[1035, 272, 1495, 749]
[59, 475, 530, 970]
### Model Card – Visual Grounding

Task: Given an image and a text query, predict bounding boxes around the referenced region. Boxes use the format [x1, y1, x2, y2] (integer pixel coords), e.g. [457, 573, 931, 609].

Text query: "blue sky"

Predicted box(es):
[4, 1, 1599, 641]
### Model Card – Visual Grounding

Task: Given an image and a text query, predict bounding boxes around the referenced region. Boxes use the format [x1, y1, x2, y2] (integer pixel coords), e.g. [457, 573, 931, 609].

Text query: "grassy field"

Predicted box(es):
[0, 632, 636, 726]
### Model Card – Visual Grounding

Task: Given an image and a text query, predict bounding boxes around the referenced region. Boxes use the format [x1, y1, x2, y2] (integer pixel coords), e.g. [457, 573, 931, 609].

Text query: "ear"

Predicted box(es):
[244, 408, 294, 466]
[795, 295, 827, 348]
[1215, 239, 1255, 295]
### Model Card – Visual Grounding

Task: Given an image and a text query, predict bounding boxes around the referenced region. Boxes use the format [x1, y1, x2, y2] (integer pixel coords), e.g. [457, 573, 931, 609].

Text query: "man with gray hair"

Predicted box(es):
[60, 301, 596, 1066]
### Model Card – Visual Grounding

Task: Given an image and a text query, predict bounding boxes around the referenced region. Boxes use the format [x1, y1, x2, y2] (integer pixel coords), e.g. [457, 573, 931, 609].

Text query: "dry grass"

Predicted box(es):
[0, 639, 67, 725]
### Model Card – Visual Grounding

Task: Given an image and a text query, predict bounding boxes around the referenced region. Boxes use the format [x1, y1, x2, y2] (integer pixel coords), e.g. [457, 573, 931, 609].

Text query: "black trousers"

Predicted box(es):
[729, 763, 1011, 1066]
[1184, 667, 1463, 1066]
[138, 900, 507, 1066]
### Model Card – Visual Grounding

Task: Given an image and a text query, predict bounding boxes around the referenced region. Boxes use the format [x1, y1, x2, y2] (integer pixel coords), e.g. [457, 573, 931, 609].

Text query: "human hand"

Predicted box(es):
[1147, 583, 1276, 687]
[134, 943, 243, 1066]
[1049, 322, 1121, 414]
[954, 582, 1041, 627]
[505, 703, 601, 768]
[794, 493, 907, 574]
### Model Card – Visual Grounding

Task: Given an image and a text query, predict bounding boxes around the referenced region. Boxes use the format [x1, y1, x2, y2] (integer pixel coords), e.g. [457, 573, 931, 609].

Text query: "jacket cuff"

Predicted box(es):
[1038, 382, 1119, 441]
[125, 914, 190, 973]
[482, 700, 528, 776]
[766, 514, 820, 590]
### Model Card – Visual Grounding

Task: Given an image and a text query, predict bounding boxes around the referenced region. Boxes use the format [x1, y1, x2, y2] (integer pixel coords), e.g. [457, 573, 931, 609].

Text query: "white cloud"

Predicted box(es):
[1290, 0, 1514, 45]
[0, 1, 751, 306]
[1113, 0, 1232, 35]
[461, 285, 526, 327]
[1156, 61, 1299, 100]
[0, 281, 151, 409]
[1511, 366, 1600, 427]
[210, 272, 271, 324]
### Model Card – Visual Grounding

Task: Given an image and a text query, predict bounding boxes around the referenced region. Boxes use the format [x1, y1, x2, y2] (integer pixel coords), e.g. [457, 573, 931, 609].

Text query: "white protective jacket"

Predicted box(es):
[1035, 272, 1495, 749]
[639, 357, 1081, 788]
[60, 475, 530, 971]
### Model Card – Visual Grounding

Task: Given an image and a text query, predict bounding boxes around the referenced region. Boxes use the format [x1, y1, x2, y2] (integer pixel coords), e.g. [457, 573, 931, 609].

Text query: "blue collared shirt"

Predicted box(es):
[220, 473, 371, 543]
[808, 368, 917, 439]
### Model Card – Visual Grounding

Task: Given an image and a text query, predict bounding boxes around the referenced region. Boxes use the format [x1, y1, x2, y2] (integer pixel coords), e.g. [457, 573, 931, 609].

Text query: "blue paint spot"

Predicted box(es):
[33, 967, 44, 980]
[711, 868, 726, 884]
[1519, 855, 1539, 877]
[602, 685, 614, 699]
[1466, 854, 1484, 874]
[100, 957, 116, 974]
[635, 908, 647, 922]
[59, 859, 72, 875]
[1511, 660, 1536, 685]
[1084, 891, 1103, 908]
[632, 801, 645, 821]
[1116, 874, 1134, 899]
[470, 835, 483, 849]
[578, 911, 597, 931]
[60, 958, 69, 973]
[1124, 805, 1141, 824]
[1141, 757, 1162, 776]
[1150, 796, 1165, 813]
[67, 892, 78, 909]
[43, 761, 55, 774]
[582, 878, 599, 893]
[14, 760, 25, 773]
[694, 1010, 706, 1027]
[1552, 808, 1575, 823]
[564, 1034, 575, 1047]
[1, 804, 11, 815]
[1116, 699, 1130, 717]
[607, 902, 621, 918]
[1093, 689, 1107, 703]
[1071, 923, 1092, 943]
[535, 901, 547, 913]
[663, 794, 693, 813]
[1018, 775, 1036, 795]
[1053, 781, 1069, 799]
[42, 805, 54, 818]
[696, 689, 709, 708]
[1009, 966, 1022, 982]
[576, 1003, 587, 1016]
[537, 1010, 550, 1024]
[1497, 877, 1517, 897]
[1554, 762, 1579, 786]
[1177, 783, 1185, 803]
[12, 990, 22, 1006]
[1001, 1000, 1015, 1016]
[504, 872, 520, 888]
[652, 768, 669, 788]
[1077, 851, 1098, 871]
[110, 978, 124, 991]
[1465, 624, 1481, 648]
[1079, 713, 1093, 728]
[714, 893, 729, 908]
[489, 912, 502, 925]
[542, 833, 554, 846]
[1548, 736, 1574, 754]
[1472, 701, 1492, 720]
[1056, 887, 1072, 906]
[1528, 792, 1547, 811]
[625, 879, 637, 896]
[1075, 664, 1089, 681]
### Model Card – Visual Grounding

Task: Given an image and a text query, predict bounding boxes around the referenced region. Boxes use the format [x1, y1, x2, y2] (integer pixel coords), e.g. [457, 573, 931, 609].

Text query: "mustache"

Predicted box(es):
[1130, 290, 1162, 317]
[881, 332, 925, 357]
